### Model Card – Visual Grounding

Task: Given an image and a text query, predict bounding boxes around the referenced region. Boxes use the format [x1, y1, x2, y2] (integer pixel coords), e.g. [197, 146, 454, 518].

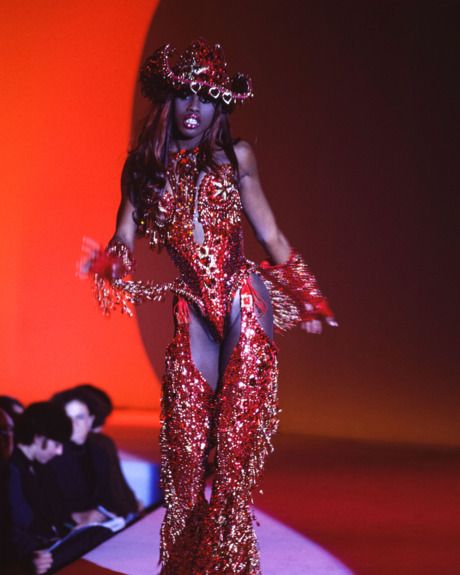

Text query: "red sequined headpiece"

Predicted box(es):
[140, 38, 254, 107]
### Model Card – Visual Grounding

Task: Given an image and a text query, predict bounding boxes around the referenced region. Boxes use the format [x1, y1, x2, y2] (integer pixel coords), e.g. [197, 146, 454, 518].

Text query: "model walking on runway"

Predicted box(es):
[82, 38, 337, 575]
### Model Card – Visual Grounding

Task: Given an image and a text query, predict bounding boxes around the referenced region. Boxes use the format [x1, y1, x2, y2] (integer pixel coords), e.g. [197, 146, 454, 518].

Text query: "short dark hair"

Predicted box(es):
[15, 402, 72, 445]
[52, 385, 112, 428]
[0, 395, 24, 423]
[73, 384, 113, 428]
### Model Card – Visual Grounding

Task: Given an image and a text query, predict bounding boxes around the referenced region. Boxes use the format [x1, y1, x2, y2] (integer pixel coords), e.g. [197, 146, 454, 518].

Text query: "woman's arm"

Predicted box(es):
[235, 141, 337, 332]
[79, 194, 136, 280]
[111, 194, 137, 253]
[111, 157, 139, 251]
[236, 141, 291, 265]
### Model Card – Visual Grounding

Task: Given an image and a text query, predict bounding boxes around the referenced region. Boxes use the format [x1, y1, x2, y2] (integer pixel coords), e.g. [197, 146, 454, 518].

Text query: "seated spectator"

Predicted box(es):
[5, 402, 108, 574]
[0, 408, 15, 569]
[0, 407, 14, 461]
[51, 388, 139, 525]
[0, 395, 25, 425]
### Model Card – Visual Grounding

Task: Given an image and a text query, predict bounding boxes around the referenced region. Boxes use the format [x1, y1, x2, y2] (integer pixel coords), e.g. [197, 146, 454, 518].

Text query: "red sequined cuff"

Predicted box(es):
[90, 240, 135, 280]
[89, 240, 136, 316]
[258, 249, 335, 332]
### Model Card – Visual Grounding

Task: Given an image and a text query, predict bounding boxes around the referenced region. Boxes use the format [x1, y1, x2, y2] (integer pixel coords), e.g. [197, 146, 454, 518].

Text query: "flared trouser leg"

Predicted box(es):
[159, 299, 215, 575]
[195, 285, 280, 575]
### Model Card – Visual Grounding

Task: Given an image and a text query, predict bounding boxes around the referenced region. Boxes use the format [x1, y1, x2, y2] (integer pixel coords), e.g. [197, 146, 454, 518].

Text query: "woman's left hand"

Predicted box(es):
[301, 319, 323, 334]
[301, 303, 338, 334]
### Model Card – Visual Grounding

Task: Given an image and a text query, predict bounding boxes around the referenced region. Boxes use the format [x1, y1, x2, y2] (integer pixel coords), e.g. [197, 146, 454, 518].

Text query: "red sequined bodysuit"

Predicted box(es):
[93, 148, 334, 575]
[157, 153, 253, 339]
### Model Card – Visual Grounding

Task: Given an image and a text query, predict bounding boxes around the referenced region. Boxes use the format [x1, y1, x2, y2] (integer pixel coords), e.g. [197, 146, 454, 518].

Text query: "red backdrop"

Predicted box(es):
[2, 1, 458, 446]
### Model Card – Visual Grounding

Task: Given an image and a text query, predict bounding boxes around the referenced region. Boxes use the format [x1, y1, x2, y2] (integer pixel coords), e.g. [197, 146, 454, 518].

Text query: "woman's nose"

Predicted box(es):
[186, 94, 200, 111]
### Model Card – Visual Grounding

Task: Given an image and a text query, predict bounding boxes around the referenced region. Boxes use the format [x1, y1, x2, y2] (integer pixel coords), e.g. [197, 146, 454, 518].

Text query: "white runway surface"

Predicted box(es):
[66, 504, 355, 575]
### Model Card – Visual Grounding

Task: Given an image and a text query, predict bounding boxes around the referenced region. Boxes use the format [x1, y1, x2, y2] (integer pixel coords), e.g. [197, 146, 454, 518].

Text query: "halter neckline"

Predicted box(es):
[169, 146, 200, 159]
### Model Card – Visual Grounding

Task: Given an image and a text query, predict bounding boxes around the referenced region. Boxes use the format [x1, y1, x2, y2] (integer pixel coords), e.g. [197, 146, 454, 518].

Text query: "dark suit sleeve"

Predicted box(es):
[5, 463, 41, 559]
[88, 434, 138, 516]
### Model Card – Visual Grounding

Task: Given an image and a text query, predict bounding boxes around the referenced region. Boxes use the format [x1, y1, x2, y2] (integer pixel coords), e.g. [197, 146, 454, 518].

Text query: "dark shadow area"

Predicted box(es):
[260, 433, 460, 575]
[130, 0, 460, 447]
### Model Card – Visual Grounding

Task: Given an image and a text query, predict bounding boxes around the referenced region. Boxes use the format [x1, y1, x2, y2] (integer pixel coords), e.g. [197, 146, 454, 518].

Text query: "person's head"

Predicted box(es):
[0, 408, 14, 460]
[139, 38, 252, 152]
[72, 384, 113, 430]
[15, 402, 71, 464]
[52, 388, 102, 444]
[0, 395, 25, 424]
[126, 39, 253, 232]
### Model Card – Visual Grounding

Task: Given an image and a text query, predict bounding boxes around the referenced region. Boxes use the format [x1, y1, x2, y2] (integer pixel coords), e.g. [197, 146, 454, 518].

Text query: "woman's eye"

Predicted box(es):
[177, 90, 190, 100]
[199, 94, 214, 105]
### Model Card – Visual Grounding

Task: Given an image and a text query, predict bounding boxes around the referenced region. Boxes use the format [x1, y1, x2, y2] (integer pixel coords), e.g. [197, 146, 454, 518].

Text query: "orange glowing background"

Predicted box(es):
[1, 1, 161, 409]
[2, 1, 458, 446]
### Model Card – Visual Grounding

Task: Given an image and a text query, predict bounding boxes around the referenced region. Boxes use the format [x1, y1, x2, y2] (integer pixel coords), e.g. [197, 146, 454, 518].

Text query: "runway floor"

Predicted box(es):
[57, 411, 460, 575]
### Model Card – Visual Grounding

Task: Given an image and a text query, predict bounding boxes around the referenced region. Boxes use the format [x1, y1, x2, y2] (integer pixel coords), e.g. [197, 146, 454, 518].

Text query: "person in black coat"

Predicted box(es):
[51, 387, 139, 525]
[5, 402, 108, 575]
[0, 408, 15, 570]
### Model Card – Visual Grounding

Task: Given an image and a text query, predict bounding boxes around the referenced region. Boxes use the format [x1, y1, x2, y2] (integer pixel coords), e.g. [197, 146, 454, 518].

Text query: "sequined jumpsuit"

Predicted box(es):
[153, 153, 279, 575]
[98, 149, 333, 574]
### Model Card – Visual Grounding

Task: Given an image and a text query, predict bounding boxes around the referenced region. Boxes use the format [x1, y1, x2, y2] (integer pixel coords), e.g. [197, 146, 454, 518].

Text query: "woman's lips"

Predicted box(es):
[183, 114, 200, 129]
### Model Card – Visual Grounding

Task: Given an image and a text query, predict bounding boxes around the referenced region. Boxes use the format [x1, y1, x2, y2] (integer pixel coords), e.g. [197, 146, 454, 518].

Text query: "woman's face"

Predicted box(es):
[173, 90, 217, 145]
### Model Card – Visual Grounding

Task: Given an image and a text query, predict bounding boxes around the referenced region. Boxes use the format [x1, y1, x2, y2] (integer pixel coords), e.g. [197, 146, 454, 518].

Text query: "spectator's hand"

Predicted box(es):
[32, 550, 53, 574]
[71, 508, 107, 526]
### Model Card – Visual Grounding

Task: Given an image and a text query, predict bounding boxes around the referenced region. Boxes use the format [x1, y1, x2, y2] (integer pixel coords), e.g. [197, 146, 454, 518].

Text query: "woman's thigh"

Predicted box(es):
[188, 304, 221, 392]
[220, 273, 273, 373]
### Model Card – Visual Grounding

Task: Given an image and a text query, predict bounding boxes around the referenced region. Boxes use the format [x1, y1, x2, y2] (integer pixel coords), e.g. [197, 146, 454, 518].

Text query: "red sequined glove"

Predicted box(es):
[258, 249, 336, 332]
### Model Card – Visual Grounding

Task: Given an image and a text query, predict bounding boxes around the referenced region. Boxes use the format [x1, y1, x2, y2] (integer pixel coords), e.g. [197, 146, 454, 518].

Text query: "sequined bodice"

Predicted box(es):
[148, 152, 250, 338]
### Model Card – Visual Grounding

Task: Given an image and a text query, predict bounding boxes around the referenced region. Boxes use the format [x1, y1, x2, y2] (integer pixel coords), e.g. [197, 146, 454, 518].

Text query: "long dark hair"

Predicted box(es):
[122, 93, 239, 235]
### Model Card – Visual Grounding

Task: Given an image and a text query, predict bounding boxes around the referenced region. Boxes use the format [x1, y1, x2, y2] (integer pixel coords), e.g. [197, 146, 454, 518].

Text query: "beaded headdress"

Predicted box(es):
[140, 38, 254, 107]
